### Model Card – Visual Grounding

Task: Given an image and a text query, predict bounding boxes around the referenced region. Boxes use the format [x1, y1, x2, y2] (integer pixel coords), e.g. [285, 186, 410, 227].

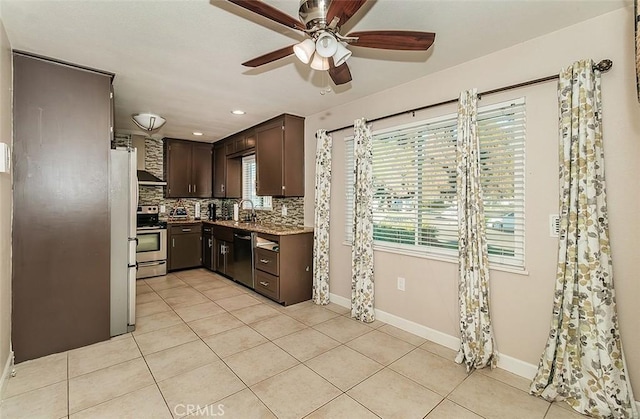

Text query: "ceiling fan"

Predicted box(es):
[225, 0, 436, 85]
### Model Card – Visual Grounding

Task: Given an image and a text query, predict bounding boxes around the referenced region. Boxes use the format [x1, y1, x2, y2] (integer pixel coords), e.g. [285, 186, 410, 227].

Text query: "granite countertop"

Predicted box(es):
[164, 218, 313, 236]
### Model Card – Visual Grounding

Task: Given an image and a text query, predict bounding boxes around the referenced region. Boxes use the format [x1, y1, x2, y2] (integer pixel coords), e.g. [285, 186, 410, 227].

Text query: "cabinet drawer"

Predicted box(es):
[255, 248, 279, 276]
[170, 223, 202, 235]
[254, 270, 279, 301]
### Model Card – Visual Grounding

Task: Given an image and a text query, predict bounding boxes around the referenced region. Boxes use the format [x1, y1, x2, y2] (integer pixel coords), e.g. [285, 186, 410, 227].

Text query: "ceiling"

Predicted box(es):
[0, 0, 628, 143]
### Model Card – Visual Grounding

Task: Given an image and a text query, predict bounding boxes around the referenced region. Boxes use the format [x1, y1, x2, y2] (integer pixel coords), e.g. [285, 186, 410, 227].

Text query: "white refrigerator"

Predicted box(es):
[110, 148, 138, 336]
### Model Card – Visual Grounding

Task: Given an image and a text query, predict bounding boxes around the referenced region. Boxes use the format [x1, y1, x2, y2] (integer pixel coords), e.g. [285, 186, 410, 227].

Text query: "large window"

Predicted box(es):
[345, 99, 525, 268]
[242, 155, 272, 210]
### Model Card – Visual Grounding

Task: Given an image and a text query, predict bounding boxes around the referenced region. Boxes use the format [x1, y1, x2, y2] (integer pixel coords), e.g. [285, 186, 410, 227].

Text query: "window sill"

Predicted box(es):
[341, 241, 529, 276]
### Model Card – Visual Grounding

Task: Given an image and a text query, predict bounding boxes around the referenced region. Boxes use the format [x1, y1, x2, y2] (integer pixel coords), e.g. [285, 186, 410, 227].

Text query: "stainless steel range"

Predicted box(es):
[136, 205, 167, 279]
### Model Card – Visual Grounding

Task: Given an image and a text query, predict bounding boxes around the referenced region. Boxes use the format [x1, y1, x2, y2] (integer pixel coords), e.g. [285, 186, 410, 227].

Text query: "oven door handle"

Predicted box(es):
[138, 261, 167, 267]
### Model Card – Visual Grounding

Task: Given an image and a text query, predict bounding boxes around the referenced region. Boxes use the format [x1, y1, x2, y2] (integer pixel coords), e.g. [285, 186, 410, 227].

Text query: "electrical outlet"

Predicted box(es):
[282, 205, 287, 216]
[0, 143, 10, 174]
[160, 205, 166, 214]
[397, 277, 405, 291]
[550, 214, 560, 237]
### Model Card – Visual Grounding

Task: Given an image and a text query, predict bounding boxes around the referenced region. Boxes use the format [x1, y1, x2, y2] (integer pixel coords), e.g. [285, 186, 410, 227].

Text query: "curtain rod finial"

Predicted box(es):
[595, 59, 613, 72]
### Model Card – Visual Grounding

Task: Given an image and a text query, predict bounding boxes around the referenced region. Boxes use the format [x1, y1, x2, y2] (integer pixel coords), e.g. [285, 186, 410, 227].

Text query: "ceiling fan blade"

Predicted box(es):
[347, 30, 436, 50]
[326, 0, 368, 27]
[328, 58, 352, 85]
[227, 0, 305, 30]
[242, 44, 295, 67]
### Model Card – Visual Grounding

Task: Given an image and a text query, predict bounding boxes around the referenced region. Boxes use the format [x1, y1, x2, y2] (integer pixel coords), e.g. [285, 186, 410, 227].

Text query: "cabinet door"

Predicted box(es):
[245, 132, 256, 149]
[192, 143, 212, 197]
[170, 233, 202, 270]
[202, 232, 213, 271]
[166, 140, 192, 197]
[225, 140, 236, 156]
[256, 121, 284, 196]
[214, 238, 224, 273]
[225, 157, 242, 199]
[13, 54, 112, 361]
[282, 115, 305, 197]
[213, 145, 226, 198]
[225, 241, 235, 278]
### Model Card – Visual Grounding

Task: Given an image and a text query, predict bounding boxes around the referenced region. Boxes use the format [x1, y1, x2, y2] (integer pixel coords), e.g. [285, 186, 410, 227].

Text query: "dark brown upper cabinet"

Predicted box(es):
[255, 114, 305, 197]
[164, 139, 212, 198]
[226, 130, 256, 157]
[213, 142, 241, 198]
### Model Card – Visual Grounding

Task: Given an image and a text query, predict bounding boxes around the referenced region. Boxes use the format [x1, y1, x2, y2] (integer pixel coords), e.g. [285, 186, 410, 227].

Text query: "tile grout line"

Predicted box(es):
[148, 271, 492, 418]
[66, 351, 70, 418]
[130, 327, 175, 417]
[148, 275, 270, 416]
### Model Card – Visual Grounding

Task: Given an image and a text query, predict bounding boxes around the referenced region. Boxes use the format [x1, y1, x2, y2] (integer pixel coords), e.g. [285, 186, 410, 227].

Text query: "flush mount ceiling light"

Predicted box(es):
[131, 113, 166, 132]
[193, 132, 203, 136]
[231, 110, 246, 115]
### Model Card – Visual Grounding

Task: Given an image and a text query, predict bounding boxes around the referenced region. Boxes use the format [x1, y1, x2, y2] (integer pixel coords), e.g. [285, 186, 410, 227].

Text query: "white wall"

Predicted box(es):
[304, 6, 640, 392]
[0, 15, 13, 390]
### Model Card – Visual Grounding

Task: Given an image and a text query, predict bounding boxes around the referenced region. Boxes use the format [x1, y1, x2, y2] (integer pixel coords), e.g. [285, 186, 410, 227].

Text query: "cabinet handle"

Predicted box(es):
[221, 184, 225, 193]
[259, 281, 269, 287]
[182, 228, 191, 232]
[188, 184, 191, 193]
[259, 259, 270, 264]
[172, 238, 175, 248]
[208, 239, 212, 247]
[193, 184, 196, 193]
[306, 266, 310, 272]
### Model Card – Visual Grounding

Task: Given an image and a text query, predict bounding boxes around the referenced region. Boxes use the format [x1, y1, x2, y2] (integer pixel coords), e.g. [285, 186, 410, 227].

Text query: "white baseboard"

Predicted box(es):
[329, 293, 537, 380]
[0, 349, 14, 399]
[329, 293, 640, 410]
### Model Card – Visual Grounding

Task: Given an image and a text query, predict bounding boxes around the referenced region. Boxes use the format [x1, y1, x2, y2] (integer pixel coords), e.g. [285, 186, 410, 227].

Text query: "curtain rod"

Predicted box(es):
[325, 59, 613, 135]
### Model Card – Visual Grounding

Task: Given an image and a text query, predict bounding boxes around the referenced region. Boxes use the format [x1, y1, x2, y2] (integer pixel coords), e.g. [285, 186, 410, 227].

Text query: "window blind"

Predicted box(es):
[242, 155, 272, 210]
[345, 98, 525, 268]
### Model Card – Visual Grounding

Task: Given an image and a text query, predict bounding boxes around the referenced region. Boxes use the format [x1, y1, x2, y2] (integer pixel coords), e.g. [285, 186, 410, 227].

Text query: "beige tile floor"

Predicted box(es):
[0, 269, 585, 419]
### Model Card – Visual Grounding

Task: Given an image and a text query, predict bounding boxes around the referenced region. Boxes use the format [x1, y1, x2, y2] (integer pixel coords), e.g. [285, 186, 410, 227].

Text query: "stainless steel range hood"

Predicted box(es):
[137, 170, 166, 186]
[132, 135, 167, 186]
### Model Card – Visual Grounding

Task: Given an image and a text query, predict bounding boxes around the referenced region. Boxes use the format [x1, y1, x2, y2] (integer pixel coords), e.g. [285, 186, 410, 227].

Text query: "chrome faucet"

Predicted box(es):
[238, 199, 256, 223]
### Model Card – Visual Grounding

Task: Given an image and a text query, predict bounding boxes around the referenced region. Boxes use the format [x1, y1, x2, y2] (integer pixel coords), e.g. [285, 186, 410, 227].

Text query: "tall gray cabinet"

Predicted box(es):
[12, 52, 113, 362]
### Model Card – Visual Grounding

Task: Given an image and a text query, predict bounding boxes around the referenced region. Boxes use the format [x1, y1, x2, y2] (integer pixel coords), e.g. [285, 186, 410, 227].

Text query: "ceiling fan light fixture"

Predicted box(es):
[310, 53, 329, 71]
[293, 38, 316, 64]
[131, 113, 166, 132]
[332, 41, 352, 67]
[315, 31, 338, 58]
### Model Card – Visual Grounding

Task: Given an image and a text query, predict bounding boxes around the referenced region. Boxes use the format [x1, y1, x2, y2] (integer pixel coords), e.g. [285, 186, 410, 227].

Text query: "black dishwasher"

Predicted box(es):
[233, 230, 255, 289]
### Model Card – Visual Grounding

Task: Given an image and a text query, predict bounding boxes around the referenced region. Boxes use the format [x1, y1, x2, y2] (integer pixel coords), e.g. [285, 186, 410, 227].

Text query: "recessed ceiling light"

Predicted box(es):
[231, 110, 246, 115]
[193, 132, 203, 136]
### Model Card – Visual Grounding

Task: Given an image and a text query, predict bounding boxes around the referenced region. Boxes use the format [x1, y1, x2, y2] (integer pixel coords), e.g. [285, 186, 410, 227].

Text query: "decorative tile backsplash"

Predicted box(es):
[117, 134, 305, 226]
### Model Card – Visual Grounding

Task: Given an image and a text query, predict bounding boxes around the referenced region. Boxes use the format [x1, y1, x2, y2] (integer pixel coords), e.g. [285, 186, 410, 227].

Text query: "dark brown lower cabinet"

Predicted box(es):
[212, 225, 234, 277]
[254, 232, 313, 306]
[12, 53, 113, 362]
[168, 224, 202, 271]
[202, 225, 215, 271]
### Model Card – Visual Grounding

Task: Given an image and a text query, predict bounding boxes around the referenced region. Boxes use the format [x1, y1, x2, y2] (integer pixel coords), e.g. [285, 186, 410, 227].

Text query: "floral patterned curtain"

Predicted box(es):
[530, 60, 637, 418]
[455, 88, 497, 371]
[351, 118, 375, 322]
[312, 129, 332, 305]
